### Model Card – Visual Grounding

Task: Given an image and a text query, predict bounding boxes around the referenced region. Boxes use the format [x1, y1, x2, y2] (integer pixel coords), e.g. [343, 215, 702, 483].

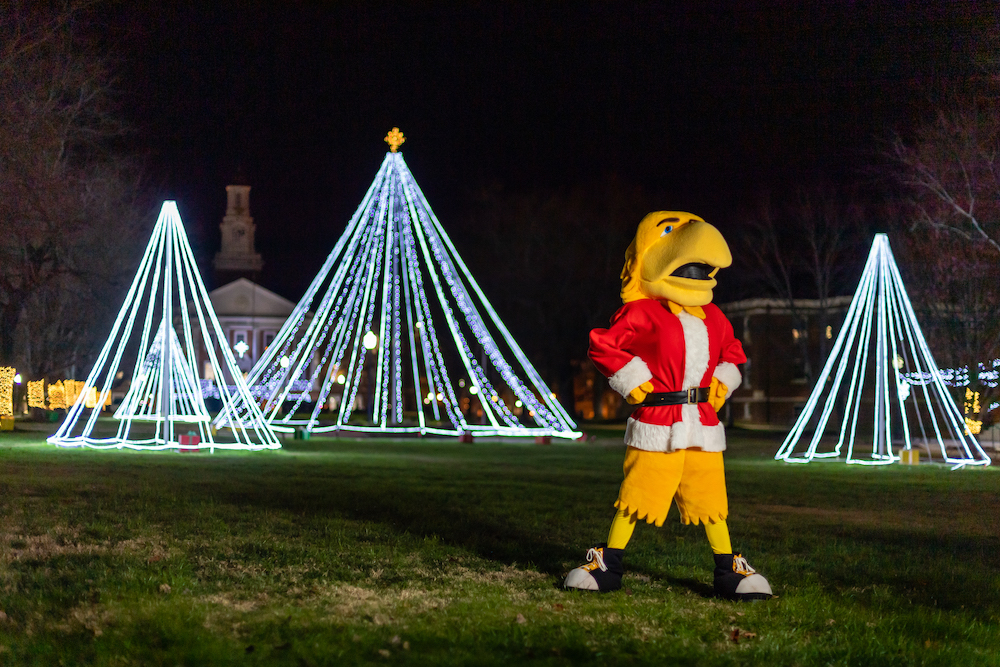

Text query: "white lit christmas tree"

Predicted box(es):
[49, 201, 280, 451]
[217, 129, 581, 438]
[775, 234, 990, 467]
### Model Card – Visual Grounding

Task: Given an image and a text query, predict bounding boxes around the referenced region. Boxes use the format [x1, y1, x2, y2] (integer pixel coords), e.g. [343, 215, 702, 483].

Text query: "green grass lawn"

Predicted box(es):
[1, 424, 998, 666]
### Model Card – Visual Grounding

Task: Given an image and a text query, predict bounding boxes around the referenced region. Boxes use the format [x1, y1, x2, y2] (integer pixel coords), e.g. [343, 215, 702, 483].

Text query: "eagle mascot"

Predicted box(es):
[564, 211, 773, 601]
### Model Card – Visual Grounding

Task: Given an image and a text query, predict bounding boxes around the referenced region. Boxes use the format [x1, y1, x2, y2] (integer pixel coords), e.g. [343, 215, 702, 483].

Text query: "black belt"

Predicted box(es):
[639, 387, 710, 406]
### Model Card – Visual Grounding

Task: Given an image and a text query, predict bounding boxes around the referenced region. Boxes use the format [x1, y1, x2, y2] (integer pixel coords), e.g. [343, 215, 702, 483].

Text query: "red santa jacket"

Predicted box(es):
[589, 299, 746, 452]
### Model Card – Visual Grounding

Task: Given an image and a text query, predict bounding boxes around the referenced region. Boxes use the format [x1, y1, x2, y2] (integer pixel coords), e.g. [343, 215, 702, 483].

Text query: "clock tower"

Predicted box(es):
[213, 183, 264, 285]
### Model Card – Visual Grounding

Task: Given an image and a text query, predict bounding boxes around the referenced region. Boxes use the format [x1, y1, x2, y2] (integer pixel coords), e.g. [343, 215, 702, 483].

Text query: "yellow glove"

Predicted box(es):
[708, 377, 729, 412]
[627, 381, 654, 405]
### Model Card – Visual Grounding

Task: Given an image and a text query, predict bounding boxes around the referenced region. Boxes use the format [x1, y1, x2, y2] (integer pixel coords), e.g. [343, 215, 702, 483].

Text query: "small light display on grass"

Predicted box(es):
[48, 201, 280, 451]
[217, 131, 581, 439]
[27, 380, 45, 409]
[0, 367, 14, 417]
[775, 234, 990, 468]
[47, 380, 67, 410]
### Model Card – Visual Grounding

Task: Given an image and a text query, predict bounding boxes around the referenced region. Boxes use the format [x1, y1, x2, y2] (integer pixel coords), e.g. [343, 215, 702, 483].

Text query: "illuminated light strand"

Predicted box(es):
[229, 158, 392, 425]
[775, 234, 990, 467]
[0, 367, 15, 417]
[222, 143, 579, 438]
[400, 160, 573, 427]
[49, 201, 280, 451]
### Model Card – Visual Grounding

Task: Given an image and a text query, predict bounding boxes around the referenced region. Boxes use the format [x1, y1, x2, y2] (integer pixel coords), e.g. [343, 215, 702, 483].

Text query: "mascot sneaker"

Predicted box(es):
[713, 553, 773, 601]
[564, 544, 625, 592]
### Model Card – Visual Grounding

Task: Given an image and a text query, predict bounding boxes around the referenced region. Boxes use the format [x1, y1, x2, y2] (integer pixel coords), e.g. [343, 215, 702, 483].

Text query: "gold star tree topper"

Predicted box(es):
[384, 127, 405, 152]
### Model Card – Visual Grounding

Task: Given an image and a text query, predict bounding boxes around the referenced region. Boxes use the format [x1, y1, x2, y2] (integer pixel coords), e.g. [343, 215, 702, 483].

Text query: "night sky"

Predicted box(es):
[100, 1, 995, 300]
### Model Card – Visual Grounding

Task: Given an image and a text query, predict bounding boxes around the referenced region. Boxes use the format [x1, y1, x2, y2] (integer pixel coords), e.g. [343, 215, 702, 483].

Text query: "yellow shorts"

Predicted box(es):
[615, 447, 728, 527]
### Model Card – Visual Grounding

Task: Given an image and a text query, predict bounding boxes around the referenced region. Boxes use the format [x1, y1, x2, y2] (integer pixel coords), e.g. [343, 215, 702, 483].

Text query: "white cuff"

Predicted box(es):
[713, 362, 742, 399]
[608, 356, 653, 398]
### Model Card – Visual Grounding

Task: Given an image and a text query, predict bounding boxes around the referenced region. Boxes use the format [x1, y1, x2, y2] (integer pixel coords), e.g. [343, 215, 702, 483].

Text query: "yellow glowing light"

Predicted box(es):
[0, 367, 15, 417]
[64, 380, 86, 408]
[436, 392, 443, 401]
[27, 380, 46, 409]
[83, 387, 111, 409]
[384, 127, 405, 153]
[826, 325, 833, 339]
[47, 380, 67, 410]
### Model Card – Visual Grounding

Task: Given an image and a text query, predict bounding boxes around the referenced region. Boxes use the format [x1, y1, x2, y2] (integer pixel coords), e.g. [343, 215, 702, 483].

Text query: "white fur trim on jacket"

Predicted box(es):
[677, 311, 709, 388]
[713, 361, 742, 399]
[625, 417, 727, 452]
[622, 312, 727, 453]
[608, 356, 653, 398]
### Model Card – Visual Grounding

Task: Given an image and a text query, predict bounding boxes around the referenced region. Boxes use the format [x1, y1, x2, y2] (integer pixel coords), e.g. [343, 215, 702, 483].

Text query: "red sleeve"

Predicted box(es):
[717, 313, 747, 366]
[588, 303, 655, 396]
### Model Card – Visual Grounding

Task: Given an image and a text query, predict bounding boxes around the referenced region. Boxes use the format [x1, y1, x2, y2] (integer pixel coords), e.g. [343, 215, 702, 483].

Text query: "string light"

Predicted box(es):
[217, 137, 581, 439]
[775, 234, 990, 467]
[0, 367, 14, 417]
[48, 201, 280, 451]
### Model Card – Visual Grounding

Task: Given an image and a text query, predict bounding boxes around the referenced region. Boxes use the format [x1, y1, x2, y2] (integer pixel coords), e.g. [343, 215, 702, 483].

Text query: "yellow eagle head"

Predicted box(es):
[620, 211, 732, 307]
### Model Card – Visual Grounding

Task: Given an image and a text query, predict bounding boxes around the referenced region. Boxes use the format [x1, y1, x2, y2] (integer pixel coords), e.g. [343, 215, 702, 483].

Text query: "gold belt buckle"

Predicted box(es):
[687, 388, 698, 404]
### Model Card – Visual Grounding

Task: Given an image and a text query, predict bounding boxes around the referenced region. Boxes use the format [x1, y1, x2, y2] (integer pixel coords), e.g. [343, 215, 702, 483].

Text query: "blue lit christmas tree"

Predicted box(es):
[50, 202, 280, 451]
[218, 129, 581, 438]
[775, 234, 990, 467]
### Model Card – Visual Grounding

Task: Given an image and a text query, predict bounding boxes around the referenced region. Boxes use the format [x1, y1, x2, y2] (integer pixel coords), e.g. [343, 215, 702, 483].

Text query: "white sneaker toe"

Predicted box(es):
[735, 573, 772, 596]
[564, 568, 600, 591]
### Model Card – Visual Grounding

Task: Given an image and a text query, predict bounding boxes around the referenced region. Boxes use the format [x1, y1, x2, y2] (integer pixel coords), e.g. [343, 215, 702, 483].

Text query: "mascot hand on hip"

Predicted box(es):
[564, 211, 773, 601]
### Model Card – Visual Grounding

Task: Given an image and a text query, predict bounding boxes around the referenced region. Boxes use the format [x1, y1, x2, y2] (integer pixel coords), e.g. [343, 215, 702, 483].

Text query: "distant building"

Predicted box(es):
[719, 296, 852, 426]
[213, 184, 263, 285]
[191, 183, 298, 379]
[205, 278, 295, 374]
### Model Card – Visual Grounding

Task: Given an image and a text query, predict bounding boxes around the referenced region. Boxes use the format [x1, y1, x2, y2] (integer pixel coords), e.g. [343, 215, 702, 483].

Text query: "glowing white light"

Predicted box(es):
[515, 400, 522, 407]
[48, 201, 280, 451]
[279, 355, 290, 368]
[216, 149, 580, 439]
[13, 373, 21, 384]
[234, 340, 250, 358]
[775, 234, 989, 468]
[897, 381, 911, 402]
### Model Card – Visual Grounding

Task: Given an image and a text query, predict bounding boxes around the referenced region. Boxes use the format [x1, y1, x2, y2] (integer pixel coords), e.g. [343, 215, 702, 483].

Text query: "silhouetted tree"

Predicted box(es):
[0, 3, 147, 380]
[461, 178, 654, 412]
[740, 183, 868, 382]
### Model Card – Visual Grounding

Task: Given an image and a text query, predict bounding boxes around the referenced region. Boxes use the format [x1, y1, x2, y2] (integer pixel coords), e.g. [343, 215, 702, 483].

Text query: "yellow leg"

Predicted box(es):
[607, 508, 638, 549]
[704, 519, 733, 555]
